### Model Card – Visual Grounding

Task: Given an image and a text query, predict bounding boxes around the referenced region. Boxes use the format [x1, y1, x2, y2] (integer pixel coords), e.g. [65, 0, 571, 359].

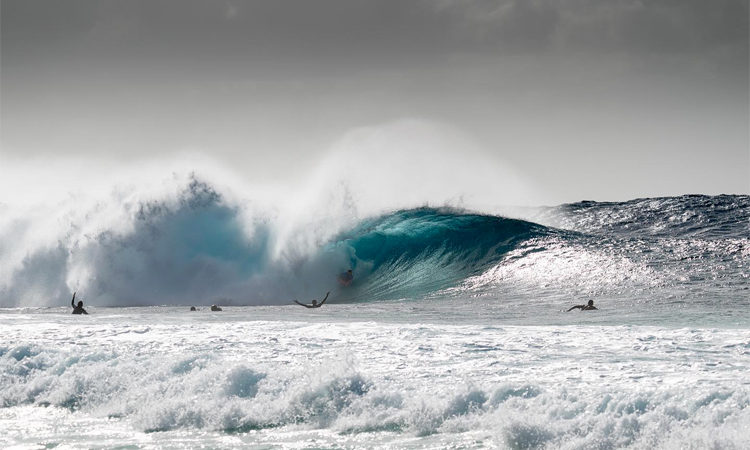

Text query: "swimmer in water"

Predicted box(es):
[71, 292, 88, 315]
[294, 292, 330, 308]
[568, 300, 597, 311]
[338, 269, 353, 286]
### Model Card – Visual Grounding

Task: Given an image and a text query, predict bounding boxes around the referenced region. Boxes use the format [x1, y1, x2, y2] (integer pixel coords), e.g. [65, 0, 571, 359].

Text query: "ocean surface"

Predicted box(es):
[1, 187, 748, 448]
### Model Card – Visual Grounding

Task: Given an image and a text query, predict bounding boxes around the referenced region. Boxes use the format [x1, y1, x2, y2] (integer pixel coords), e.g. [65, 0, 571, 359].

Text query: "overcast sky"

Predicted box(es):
[1, 0, 748, 205]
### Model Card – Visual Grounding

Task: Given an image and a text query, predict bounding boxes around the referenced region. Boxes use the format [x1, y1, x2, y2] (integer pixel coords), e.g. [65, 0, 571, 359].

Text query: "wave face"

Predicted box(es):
[0, 174, 747, 308]
[325, 208, 552, 301]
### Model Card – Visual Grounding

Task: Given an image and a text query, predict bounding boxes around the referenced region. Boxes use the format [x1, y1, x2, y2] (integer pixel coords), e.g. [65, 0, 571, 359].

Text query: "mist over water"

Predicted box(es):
[0, 120, 546, 307]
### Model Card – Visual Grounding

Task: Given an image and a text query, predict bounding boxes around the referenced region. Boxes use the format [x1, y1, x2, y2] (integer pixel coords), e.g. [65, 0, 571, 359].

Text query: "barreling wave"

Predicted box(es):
[323, 208, 553, 301]
[0, 176, 555, 307]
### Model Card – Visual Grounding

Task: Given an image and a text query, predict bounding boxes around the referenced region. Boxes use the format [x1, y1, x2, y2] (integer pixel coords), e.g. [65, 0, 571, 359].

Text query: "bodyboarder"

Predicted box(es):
[338, 269, 353, 287]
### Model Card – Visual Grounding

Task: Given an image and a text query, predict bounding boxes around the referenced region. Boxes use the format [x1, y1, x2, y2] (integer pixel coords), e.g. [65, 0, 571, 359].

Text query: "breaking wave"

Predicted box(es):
[0, 173, 747, 307]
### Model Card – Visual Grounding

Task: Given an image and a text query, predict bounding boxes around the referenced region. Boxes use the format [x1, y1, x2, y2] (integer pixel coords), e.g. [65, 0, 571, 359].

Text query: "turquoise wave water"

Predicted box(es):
[323, 207, 554, 301]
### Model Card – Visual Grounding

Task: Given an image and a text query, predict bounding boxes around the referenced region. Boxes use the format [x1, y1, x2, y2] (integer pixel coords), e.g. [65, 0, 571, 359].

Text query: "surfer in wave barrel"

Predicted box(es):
[568, 300, 597, 311]
[71, 292, 88, 315]
[294, 292, 330, 308]
[338, 269, 353, 287]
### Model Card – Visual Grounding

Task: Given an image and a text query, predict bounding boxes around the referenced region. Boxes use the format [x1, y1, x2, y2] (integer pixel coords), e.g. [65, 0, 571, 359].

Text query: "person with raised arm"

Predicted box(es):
[71, 292, 88, 315]
[294, 292, 330, 308]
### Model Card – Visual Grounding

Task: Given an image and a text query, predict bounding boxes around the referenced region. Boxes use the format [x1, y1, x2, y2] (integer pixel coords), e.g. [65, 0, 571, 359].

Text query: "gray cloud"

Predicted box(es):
[3, 0, 746, 67]
[1, 0, 747, 202]
[438, 0, 748, 75]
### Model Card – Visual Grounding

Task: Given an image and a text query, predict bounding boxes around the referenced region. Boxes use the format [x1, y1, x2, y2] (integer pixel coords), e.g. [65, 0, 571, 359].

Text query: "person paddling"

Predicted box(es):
[71, 292, 88, 315]
[567, 300, 597, 311]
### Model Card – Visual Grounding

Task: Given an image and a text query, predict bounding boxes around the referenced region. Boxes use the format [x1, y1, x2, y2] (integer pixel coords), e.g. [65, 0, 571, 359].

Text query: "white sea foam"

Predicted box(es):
[1, 308, 749, 448]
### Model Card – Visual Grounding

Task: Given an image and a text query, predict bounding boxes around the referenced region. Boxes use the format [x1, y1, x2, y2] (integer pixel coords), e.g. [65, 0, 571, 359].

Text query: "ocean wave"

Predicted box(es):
[0, 174, 746, 307]
[0, 175, 553, 306]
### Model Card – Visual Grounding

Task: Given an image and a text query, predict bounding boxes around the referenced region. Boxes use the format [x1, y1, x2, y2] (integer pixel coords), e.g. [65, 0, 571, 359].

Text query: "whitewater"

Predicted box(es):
[1, 174, 748, 448]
